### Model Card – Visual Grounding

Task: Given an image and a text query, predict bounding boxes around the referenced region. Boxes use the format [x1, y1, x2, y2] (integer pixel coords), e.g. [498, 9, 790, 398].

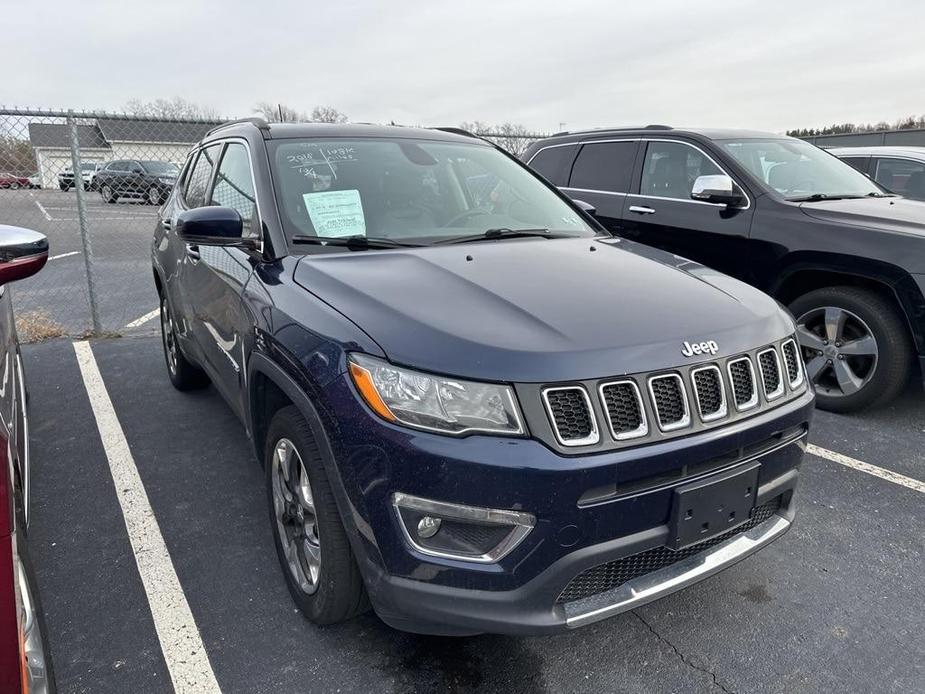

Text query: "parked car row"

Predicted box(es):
[95, 160, 179, 205]
[831, 146, 925, 200]
[0, 173, 34, 190]
[523, 127, 925, 413]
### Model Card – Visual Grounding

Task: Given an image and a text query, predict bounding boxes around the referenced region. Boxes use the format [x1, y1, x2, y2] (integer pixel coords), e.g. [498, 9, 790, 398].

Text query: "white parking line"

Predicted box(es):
[30, 192, 53, 221]
[48, 251, 80, 261]
[808, 444, 925, 494]
[124, 308, 160, 329]
[73, 341, 222, 694]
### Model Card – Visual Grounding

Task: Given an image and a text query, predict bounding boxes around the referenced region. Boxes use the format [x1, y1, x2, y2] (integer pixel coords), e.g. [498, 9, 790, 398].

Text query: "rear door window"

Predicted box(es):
[568, 141, 637, 193]
[528, 145, 577, 186]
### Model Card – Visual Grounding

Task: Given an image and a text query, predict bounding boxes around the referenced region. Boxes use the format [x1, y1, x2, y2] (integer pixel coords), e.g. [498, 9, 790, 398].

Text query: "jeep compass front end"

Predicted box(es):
[151, 121, 814, 635]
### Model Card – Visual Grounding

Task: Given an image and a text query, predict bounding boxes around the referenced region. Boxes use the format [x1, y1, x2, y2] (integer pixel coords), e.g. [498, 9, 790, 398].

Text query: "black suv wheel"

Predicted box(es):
[790, 287, 912, 412]
[265, 406, 367, 625]
[159, 293, 209, 390]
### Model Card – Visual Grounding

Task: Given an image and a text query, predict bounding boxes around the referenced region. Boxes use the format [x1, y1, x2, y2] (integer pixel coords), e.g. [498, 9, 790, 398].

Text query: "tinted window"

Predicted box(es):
[141, 161, 180, 176]
[210, 144, 257, 237]
[874, 158, 925, 199]
[184, 145, 221, 208]
[568, 142, 636, 193]
[107, 160, 128, 172]
[528, 145, 576, 186]
[840, 156, 870, 174]
[640, 141, 722, 200]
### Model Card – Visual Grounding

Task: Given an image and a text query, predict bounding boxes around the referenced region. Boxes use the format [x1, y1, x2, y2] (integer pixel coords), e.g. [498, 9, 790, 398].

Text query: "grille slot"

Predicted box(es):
[556, 498, 783, 604]
[599, 380, 647, 440]
[758, 348, 785, 400]
[727, 357, 758, 411]
[647, 374, 690, 431]
[781, 339, 804, 389]
[691, 365, 727, 422]
[542, 386, 599, 446]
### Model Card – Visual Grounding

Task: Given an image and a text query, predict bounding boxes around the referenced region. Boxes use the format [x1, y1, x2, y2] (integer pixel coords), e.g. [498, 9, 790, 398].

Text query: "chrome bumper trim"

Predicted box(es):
[563, 514, 791, 628]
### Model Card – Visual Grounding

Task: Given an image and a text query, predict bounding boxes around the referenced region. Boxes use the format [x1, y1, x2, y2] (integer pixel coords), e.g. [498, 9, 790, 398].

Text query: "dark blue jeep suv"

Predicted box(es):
[152, 120, 814, 635]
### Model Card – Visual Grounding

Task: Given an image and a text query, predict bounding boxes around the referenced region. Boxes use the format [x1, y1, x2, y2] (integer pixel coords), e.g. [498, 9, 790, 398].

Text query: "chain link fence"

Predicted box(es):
[0, 108, 223, 340]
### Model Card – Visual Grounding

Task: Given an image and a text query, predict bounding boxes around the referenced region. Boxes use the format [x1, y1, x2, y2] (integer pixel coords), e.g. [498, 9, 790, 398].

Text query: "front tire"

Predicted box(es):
[147, 186, 162, 205]
[100, 184, 116, 204]
[266, 406, 367, 625]
[159, 293, 209, 390]
[790, 286, 912, 412]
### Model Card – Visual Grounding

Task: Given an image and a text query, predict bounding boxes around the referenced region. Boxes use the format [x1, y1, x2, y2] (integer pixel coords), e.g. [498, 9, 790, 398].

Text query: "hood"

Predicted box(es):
[293, 237, 794, 383]
[799, 196, 925, 238]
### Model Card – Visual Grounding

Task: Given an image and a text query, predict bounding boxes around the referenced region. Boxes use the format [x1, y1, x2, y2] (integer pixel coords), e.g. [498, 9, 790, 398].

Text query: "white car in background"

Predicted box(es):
[829, 146, 925, 201]
[57, 162, 102, 191]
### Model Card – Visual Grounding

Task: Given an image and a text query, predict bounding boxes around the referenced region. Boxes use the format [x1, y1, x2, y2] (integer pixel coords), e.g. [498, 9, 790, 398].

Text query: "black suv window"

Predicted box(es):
[184, 145, 221, 209]
[568, 142, 636, 193]
[873, 158, 925, 198]
[528, 145, 576, 186]
[210, 143, 257, 237]
[640, 141, 722, 200]
[107, 160, 128, 172]
[840, 156, 870, 174]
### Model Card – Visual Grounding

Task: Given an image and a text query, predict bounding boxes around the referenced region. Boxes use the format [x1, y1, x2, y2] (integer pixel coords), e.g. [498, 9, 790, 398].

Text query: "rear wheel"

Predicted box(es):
[10, 182, 19, 190]
[790, 286, 911, 412]
[266, 406, 368, 625]
[159, 293, 209, 390]
[59, 183, 68, 191]
[147, 186, 162, 205]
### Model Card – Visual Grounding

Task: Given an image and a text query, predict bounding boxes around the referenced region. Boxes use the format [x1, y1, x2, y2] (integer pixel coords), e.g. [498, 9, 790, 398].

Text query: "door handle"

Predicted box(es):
[628, 205, 656, 215]
[161, 217, 172, 230]
[186, 244, 201, 262]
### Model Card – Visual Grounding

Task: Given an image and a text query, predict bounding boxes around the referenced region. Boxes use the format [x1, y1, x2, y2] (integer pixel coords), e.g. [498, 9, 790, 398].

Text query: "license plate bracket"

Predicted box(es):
[668, 462, 760, 550]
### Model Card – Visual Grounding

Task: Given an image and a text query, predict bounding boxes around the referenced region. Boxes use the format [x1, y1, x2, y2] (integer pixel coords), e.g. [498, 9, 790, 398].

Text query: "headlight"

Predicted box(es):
[157, 177, 174, 185]
[348, 353, 524, 436]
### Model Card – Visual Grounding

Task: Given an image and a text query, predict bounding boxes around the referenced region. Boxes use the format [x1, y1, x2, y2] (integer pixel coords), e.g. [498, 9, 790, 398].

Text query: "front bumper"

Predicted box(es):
[326, 378, 813, 635]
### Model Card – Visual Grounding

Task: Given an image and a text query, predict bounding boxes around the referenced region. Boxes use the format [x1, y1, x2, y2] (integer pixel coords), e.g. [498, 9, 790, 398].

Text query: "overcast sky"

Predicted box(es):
[5, 0, 925, 133]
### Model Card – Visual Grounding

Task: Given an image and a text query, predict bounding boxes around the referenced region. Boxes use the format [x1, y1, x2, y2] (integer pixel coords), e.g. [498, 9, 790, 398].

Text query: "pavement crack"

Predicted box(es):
[633, 611, 735, 694]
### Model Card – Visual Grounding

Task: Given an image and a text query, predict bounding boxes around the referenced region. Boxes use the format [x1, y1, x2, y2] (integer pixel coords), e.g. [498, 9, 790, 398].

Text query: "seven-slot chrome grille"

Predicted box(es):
[538, 338, 806, 451]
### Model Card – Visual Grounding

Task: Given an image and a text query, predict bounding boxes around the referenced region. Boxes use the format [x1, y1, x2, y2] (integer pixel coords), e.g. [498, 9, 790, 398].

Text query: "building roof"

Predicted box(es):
[28, 122, 108, 149]
[96, 117, 224, 144]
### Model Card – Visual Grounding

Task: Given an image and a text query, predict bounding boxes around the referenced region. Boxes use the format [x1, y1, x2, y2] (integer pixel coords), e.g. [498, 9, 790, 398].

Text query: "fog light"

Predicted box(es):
[392, 492, 535, 563]
[417, 516, 441, 539]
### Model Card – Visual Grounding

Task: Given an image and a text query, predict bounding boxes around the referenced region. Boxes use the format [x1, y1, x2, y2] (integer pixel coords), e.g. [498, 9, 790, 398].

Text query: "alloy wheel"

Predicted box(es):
[148, 186, 160, 205]
[271, 438, 321, 595]
[796, 306, 878, 398]
[160, 298, 178, 375]
[102, 185, 113, 202]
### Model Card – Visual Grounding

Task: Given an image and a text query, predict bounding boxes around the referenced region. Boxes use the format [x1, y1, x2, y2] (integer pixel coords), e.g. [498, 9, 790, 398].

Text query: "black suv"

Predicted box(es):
[524, 127, 925, 412]
[95, 159, 179, 204]
[152, 120, 813, 635]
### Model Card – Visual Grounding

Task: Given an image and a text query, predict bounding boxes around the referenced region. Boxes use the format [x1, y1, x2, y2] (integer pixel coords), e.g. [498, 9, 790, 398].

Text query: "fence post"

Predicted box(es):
[66, 111, 101, 334]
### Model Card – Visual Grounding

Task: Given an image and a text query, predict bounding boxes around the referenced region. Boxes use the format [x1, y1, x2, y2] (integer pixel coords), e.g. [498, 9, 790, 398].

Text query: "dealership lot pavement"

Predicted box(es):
[24, 336, 925, 693]
[2, 188, 160, 335]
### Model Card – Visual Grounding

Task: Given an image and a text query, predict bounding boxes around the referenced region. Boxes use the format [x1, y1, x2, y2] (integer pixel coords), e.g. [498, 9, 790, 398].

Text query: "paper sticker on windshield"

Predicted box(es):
[303, 190, 366, 238]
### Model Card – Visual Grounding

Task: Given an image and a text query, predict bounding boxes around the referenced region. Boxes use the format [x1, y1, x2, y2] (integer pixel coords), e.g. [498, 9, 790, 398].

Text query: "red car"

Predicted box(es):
[0, 173, 30, 190]
[0, 225, 55, 693]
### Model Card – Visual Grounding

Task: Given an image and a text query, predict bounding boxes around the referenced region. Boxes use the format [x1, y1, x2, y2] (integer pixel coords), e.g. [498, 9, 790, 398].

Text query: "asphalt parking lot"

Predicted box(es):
[22, 335, 924, 694]
[2, 188, 160, 336]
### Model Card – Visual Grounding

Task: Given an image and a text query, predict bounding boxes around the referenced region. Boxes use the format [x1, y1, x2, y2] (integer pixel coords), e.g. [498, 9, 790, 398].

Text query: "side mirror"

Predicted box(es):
[572, 199, 597, 216]
[176, 206, 251, 247]
[691, 175, 746, 207]
[131, 166, 144, 174]
[0, 225, 48, 284]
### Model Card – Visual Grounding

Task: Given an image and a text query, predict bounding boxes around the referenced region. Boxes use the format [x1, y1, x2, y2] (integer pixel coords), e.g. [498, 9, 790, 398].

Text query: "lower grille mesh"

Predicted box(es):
[556, 498, 782, 604]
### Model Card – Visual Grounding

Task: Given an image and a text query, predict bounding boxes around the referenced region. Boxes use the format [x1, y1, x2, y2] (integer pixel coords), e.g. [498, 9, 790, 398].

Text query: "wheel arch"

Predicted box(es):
[772, 255, 925, 357]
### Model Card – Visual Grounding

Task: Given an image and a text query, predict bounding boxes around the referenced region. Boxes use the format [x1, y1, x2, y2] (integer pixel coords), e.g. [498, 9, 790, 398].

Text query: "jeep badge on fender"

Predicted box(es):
[681, 340, 719, 357]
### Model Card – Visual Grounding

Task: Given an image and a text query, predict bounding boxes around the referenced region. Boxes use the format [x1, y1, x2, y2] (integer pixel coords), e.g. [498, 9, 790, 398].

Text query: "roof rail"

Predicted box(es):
[431, 126, 479, 139]
[552, 124, 674, 137]
[205, 116, 271, 137]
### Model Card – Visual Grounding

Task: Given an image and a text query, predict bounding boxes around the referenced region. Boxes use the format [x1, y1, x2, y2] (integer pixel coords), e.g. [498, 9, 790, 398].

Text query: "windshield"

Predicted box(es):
[719, 138, 885, 201]
[269, 138, 594, 246]
[80, 163, 97, 171]
[142, 161, 179, 175]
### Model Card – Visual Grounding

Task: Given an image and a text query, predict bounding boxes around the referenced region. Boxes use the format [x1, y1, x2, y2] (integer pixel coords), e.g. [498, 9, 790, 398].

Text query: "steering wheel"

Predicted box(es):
[442, 208, 491, 228]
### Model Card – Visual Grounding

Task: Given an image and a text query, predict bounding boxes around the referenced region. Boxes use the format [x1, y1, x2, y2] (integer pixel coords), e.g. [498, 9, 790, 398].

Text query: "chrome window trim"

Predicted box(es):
[542, 385, 600, 446]
[561, 186, 628, 198]
[727, 356, 759, 411]
[635, 138, 752, 210]
[781, 338, 805, 390]
[598, 379, 648, 440]
[690, 364, 728, 423]
[647, 373, 691, 432]
[758, 347, 786, 401]
[391, 492, 535, 564]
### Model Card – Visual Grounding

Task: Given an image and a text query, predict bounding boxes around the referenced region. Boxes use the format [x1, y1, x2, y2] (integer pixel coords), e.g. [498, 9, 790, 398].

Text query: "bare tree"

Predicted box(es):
[459, 121, 542, 157]
[255, 102, 309, 123]
[124, 97, 219, 120]
[310, 106, 348, 124]
[0, 135, 36, 175]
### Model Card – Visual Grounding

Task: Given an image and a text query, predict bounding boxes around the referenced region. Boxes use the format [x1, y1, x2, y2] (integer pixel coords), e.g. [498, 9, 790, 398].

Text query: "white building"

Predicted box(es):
[28, 117, 222, 188]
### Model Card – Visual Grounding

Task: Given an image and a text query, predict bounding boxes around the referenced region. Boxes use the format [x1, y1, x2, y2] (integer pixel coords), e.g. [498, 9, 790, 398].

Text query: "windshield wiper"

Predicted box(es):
[433, 227, 563, 245]
[291, 235, 423, 249]
[866, 191, 895, 198]
[788, 193, 867, 202]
